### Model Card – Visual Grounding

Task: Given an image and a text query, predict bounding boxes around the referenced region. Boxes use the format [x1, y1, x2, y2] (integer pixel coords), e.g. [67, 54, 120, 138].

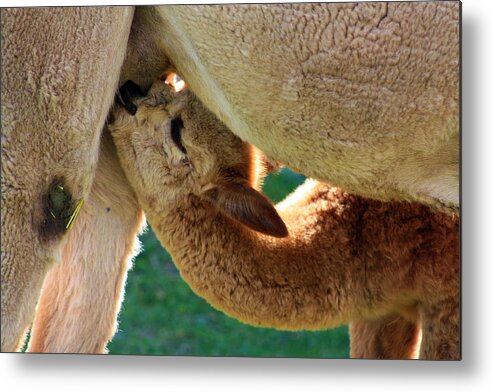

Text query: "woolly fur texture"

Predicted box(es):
[1, 7, 134, 352]
[127, 3, 459, 211]
[109, 81, 459, 359]
[2, 3, 459, 355]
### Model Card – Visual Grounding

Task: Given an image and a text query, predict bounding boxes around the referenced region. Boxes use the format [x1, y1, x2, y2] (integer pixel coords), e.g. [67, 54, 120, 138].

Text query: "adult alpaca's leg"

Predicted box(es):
[28, 132, 145, 353]
[349, 314, 421, 359]
[1, 7, 134, 352]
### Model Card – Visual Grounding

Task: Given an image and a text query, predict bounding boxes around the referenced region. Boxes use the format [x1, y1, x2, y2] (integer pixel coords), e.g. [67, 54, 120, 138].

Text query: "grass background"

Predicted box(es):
[108, 168, 350, 357]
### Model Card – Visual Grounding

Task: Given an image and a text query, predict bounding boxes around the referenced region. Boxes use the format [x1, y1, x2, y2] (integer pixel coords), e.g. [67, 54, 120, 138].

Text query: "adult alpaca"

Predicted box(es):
[123, 3, 459, 212]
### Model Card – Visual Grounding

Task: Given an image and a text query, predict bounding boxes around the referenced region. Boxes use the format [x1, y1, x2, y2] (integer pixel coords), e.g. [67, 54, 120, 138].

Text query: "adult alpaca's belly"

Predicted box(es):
[126, 3, 459, 212]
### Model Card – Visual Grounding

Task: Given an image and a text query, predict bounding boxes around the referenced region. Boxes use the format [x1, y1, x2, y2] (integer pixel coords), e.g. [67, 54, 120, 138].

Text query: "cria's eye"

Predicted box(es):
[170, 116, 187, 154]
[163, 71, 187, 93]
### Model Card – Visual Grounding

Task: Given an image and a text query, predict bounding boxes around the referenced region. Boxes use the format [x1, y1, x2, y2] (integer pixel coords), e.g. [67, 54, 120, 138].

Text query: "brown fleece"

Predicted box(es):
[3, 3, 459, 354]
[1, 7, 134, 352]
[350, 313, 421, 359]
[125, 3, 459, 212]
[109, 80, 459, 360]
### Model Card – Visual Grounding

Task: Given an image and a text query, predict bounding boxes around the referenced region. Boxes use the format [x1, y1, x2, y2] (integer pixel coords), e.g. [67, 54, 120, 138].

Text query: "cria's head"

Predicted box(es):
[110, 72, 287, 238]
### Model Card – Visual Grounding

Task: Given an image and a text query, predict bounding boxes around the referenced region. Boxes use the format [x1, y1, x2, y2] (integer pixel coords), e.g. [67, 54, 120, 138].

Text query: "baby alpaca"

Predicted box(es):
[109, 79, 459, 359]
[111, 77, 288, 238]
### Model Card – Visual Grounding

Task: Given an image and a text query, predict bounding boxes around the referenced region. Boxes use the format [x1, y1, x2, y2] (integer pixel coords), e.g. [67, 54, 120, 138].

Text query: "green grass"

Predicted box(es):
[108, 168, 350, 357]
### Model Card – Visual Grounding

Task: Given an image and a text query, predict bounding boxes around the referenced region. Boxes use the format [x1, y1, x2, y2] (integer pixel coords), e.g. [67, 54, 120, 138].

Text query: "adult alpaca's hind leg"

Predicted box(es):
[350, 313, 421, 359]
[28, 132, 145, 353]
[1, 7, 134, 352]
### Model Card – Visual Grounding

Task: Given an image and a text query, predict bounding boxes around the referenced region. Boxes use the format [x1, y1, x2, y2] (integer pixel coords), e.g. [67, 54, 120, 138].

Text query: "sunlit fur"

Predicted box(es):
[124, 3, 459, 213]
[4, 4, 459, 354]
[109, 81, 459, 359]
[27, 132, 145, 353]
[1, 7, 134, 352]
[110, 80, 288, 238]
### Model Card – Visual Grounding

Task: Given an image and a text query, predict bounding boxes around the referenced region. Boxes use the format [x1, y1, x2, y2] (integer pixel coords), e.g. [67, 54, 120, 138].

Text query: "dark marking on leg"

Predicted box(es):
[39, 177, 81, 241]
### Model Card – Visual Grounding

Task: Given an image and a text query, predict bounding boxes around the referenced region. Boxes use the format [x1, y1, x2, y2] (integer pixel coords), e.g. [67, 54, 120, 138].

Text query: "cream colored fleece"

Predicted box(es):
[1, 7, 134, 352]
[125, 3, 459, 212]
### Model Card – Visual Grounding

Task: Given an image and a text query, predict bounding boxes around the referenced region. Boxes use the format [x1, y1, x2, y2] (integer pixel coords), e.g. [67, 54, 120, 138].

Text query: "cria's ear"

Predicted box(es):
[202, 181, 288, 238]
